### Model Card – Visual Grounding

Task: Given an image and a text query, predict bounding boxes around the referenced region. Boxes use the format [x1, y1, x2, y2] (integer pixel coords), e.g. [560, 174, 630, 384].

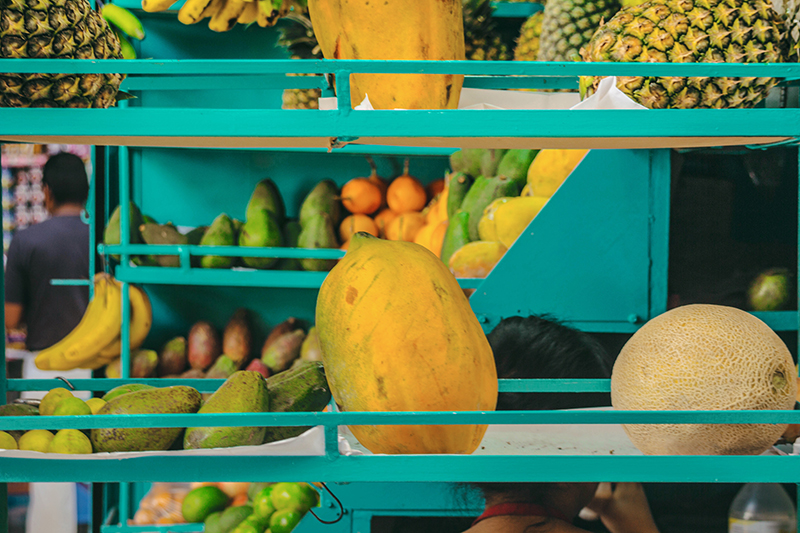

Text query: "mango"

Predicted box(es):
[300, 327, 322, 362]
[158, 336, 187, 377]
[479, 149, 508, 177]
[497, 149, 538, 189]
[298, 213, 338, 272]
[477, 197, 513, 242]
[277, 221, 303, 271]
[526, 149, 588, 197]
[188, 321, 221, 370]
[245, 358, 270, 379]
[222, 309, 252, 367]
[446, 172, 473, 220]
[494, 196, 550, 249]
[200, 214, 236, 269]
[262, 329, 306, 374]
[205, 355, 239, 381]
[131, 349, 158, 378]
[264, 317, 301, 352]
[184, 371, 269, 450]
[460, 175, 521, 241]
[139, 223, 188, 268]
[239, 208, 283, 269]
[448, 241, 507, 278]
[91, 386, 202, 453]
[299, 180, 340, 228]
[440, 210, 470, 267]
[246, 179, 285, 224]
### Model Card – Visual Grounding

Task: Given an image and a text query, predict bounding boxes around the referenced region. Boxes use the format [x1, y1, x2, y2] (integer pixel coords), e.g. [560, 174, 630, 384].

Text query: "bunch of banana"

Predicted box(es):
[100, 3, 146, 59]
[35, 274, 152, 372]
[142, 0, 306, 31]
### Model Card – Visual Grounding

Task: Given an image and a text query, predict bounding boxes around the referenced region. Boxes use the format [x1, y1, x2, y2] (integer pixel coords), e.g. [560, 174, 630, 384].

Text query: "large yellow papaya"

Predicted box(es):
[306, 0, 465, 110]
[316, 232, 497, 454]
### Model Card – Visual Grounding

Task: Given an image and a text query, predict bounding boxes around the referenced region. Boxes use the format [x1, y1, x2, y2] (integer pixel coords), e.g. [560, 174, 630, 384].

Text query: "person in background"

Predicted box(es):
[4, 151, 92, 533]
[463, 316, 660, 533]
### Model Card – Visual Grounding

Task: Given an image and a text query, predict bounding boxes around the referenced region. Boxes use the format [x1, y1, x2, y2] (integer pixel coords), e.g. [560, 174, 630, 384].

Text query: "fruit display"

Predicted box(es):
[1, 363, 330, 454]
[306, 0, 466, 110]
[514, 11, 544, 61]
[580, 0, 785, 109]
[611, 304, 798, 455]
[33, 274, 152, 372]
[747, 268, 795, 311]
[463, 0, 511, 61]
[538, 0, 621, 62]
[277, 14, 323, 110]
[316, 233, 498, 454]
[0, 0, 129, 108]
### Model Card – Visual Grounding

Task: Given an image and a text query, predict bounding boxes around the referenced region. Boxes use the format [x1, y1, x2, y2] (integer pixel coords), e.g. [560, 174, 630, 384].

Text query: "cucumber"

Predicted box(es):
[263, 361, 331, 444]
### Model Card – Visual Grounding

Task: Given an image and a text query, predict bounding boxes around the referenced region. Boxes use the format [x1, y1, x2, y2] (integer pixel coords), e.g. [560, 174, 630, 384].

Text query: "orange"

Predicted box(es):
[429, 220, 448, 258]
[425, 178, 445, 201]
[384, 212, 426, 242]
[387, 159, 427, 213]
[373, 209, 398, 238]
[339, 214, 379, 242]
[341, 178, 382, 215]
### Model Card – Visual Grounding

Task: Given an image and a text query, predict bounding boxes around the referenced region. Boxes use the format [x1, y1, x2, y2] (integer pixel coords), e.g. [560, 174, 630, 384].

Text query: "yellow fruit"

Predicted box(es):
[373, 209, 399, 238]
[494, 196, 549, 248]
[18, 430, 55, 453]
[384, 212, 426, 242]
[412, 222, 437, 251]
[341, 178, 383, 215]
[0, 431, 17, 450]
[53, 397, 92, 416]
[526, 149, 588, 197]
[520, 183, 534, 197]
[425, 179, 445, 202]
[339, 214, 379, 242]
[448, 241, 507, 278]
[316, 233, 497, 454]
[611, 304, 797, 456]
[429, 220, 448, 259]
[307, 0, 465, 109]
[387, 162, 427, 214]
[48, 429, 93, 454]
[477, 197, 513, 242]
[39, 388, 74, 416]
[86, 398, 107, 415]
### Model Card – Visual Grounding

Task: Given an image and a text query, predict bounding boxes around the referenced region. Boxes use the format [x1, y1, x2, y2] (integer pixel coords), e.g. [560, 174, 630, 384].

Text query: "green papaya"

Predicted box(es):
[139, 223, 189, 267]
[460, 175, 521, 241]
[239, 208, 283, 269]
[263, 361, 331, 444]
[497, 149, 539, 189]
[299, 180, 340, 228]
[246, 179, 285, 224]
[277, 221, 303, 271]
[104, 203, 144, 260]
[298, 213, 338, 272]
[91, 386, 202, 452]
[479, 149, 509, 177]
[200, 214, 236, 269]
[184, 371, 269, 450]
[441, 209, 471, 267]
[446, 172, 474, 220]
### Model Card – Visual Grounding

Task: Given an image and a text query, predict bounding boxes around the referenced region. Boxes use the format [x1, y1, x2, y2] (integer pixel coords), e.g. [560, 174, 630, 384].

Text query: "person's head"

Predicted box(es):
[42, 152, 89, 212]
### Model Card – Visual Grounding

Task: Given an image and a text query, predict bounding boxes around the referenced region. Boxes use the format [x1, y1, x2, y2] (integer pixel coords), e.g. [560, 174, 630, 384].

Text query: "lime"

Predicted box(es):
[269, 509, 303, 533]
[53, 397, 92, 416]
[181, 485, 229, 523]
[85, 398, 107, 415]
[39, 388, 74, 416]
[18, 430, 54, 453]
[48, 429, 93, 454]
[253, 486, 276, 518]
[243, 513, 270, 530]
[231, 523, 260, 533]
[0, 431, 17, 450]
[270, 482, 317, 513]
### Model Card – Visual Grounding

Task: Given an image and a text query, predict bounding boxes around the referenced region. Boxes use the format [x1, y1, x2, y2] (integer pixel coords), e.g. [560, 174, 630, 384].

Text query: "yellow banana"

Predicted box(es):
[97, 284, 153, 358]
[237, 1, 258, 24]
[36, 276, 111, 371]
[178, 0, 216, 25]
[209, 0, 247, 31]
[256, 0, 280, 27]
[142, 0, 180, 12]
[200, 0, 225, 18]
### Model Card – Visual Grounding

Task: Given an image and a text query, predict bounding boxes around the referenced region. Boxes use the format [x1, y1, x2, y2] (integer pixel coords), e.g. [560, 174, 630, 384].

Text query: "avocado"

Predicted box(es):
[239, 208, 283, 269]
[139, 223, 189, 268]
[246, 179, 285, 224]
[299, 180, 340, 228]
[200, 213, 236, 269]
[277, 221, 303, 271]
[104, 202, 144, 261]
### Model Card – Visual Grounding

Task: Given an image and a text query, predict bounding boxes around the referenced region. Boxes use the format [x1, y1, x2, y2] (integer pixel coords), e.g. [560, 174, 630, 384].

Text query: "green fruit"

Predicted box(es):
[297, 213, 338, 272]
[446, 172, 474, 220]
[91, 386, 202, 453]
[440, 210, 471, 267]
[239, 208, 283, 269]
[131, 349, 159, 378]
[246, 179, 286, 225]
[299, 180, 340, 228]
[200, 214, 236, 269]
[184, 371, 270, 450]
[247, 482, 273, 502]
[261, 330, 305, 374]
[182, 486, 230, 523]
[85, 398, 107, 415]
[479, 149, 508, 177]
[269, 509, 304, 533]
[139, 222, 189, 267]
[204, 511, 223, 533]
[748, 268, 794, 311]
[204, 355, 239, 381]
[460, 175, 521, 241]
[53, 397, 92, 416]
[18, 430, 54, 453]
[263, 361, 331, 444]
[270, 483, 317, 513]
[277, 221, 303, 271]
[456, 149, 485, 177]
[0, 404, 40, 442]
[497, 149, 539, 189]
[185, 225, 207, 245]
[39, 388, 74, 416]
[104, 203, 145, 260]
[0, 431, 18, 449]
[253, 487, 276, 518]
[158, 337, 187, 377]
[102, 383, 155, 403]
[218, 505, 255, 532]
[48, 429, 93, 454]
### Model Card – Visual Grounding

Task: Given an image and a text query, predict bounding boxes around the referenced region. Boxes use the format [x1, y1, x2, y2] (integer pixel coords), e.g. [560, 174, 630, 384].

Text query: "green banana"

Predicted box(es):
[113, 29, 136, 60]
[101, 4, 146, 40]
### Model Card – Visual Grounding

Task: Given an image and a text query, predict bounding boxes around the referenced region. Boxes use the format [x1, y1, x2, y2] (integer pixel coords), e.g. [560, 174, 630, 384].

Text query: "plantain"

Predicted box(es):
[178, 0, 217, 24]
[209, 0, 248, 31]
[237, 1, 258, 24]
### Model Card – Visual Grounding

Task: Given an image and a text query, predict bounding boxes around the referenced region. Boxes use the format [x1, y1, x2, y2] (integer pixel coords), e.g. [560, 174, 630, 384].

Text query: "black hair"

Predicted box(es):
[42, 152, 89, 206]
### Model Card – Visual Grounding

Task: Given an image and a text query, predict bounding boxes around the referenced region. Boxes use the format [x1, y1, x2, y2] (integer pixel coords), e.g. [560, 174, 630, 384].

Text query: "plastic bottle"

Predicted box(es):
[728, 483, 797, 533]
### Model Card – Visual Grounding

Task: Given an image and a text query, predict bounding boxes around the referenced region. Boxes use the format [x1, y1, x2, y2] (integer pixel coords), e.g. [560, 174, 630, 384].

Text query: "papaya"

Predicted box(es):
[497, 149, 539, 189]
[460, 175, 521, 242]
[440, 210, 470, 267]
[494, 196, 550, 249]
[448, 241, 507, 278]
[316, 233, 497, 454]
[307, 0, 465, 110]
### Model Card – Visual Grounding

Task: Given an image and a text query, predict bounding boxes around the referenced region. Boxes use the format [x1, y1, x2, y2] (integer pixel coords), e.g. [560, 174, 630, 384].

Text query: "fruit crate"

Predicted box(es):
[3, 57, 800, 533]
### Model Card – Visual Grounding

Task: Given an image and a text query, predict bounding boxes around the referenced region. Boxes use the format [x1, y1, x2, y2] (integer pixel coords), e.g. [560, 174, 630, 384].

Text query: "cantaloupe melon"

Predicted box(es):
[611, 304, 797, 456]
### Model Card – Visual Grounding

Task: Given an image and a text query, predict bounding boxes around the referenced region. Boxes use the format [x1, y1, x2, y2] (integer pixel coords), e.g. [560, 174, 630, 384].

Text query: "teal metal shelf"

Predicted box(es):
[491, 1, 544, 17]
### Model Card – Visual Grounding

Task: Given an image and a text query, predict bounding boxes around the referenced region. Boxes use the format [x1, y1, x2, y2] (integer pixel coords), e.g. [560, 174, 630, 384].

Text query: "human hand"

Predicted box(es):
[580, 482, 659, 533]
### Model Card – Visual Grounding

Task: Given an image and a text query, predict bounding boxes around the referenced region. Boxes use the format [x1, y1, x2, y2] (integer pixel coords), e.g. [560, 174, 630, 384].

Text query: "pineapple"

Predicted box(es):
[580, 0, 785, 109]
[0, 0, 124, 108]
[773, 0, 800, 60]
[538, 0, 622, 61]
[278, 14, 323, 110]
[463, 0, 511, 61]
[514, 11, 544, 60]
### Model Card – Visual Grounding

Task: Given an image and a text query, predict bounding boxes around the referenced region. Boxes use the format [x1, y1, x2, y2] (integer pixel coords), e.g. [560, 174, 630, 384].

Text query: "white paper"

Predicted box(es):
[569, 77, 647, 110]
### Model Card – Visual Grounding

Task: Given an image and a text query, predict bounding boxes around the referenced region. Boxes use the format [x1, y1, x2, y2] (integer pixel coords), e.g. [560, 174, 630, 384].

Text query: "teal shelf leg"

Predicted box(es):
[1, 182, 7, 533]
[87, 146, 96, 299]
[119, 483, 130, 529]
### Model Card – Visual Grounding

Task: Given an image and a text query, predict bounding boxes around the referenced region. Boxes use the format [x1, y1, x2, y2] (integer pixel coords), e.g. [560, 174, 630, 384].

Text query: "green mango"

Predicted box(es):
[200, 214, 236, 269]
[460, 175, 521, 241]
[497, 149, 539, 189]
[441, 210, 471, 267]
[479, 149, 509, 177]
[239, 208, 283, 269]
[459, 149, 486, 177]
[263, 361, 331, 444]
[139, 223, 189, 268]
[91, 386, 202, 452]
[299, 180, 340, 228]
[101, 383, 156, 403]
[277, 221, 303, 271]
[446, 172, 474, 220]
[246, 179, 285, 224]
[185, 226, 207, 245]
[104, 203, 144, 260]
[298, 213, 338, 272]
[184, 371, 269, 450]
